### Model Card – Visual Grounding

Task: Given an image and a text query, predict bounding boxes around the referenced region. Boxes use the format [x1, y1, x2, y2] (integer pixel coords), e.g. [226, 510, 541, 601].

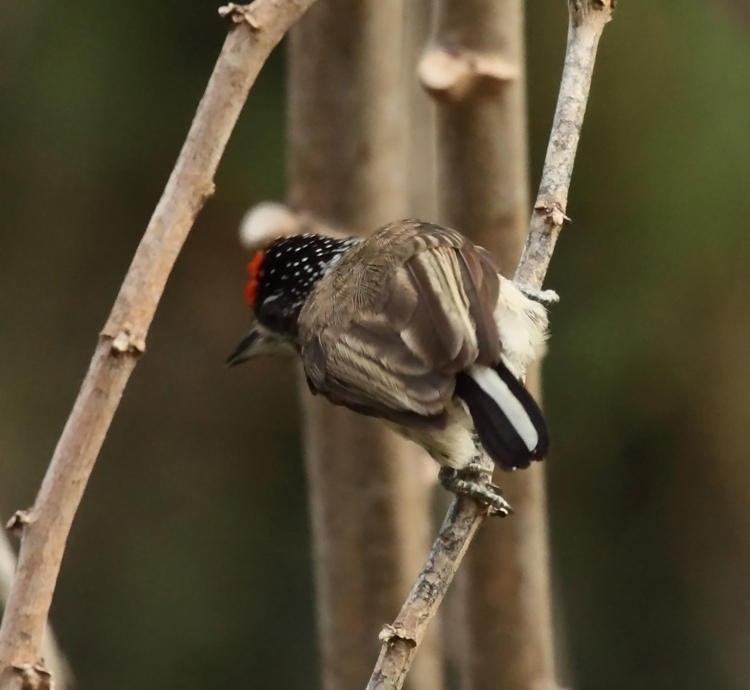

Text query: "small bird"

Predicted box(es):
[228, 219, 553, 514]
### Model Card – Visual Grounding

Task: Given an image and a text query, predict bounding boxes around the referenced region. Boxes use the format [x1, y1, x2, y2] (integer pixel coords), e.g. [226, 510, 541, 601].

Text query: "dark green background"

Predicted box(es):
[2, 2, 749, 688]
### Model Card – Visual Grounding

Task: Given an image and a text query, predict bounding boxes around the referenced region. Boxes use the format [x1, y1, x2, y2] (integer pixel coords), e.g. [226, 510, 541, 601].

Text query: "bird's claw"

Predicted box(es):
[438, 466, 513, 517]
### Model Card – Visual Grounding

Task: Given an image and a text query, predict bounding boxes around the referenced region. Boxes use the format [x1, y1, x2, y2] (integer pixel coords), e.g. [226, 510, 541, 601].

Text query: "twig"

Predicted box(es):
[367, 2, 616, 687]
[0, 530, 71, 690]
[514, 0, 616, 289]
[0, 2, 318, 687]
[367, 497, 487, 690]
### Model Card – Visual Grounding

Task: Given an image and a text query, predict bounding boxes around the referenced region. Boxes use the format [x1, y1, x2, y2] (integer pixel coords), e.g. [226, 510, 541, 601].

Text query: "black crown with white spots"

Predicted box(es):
[254, 234, 360, 336]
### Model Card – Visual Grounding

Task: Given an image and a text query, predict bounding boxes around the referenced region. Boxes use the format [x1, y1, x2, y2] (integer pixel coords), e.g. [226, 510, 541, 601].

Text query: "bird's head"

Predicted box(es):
[226, 233, 358, 366]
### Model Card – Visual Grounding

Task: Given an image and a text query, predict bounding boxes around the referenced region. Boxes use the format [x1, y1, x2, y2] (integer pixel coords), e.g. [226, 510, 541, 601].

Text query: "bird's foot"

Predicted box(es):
[438, 465, 512, 517]
[516, 283, 560, 305]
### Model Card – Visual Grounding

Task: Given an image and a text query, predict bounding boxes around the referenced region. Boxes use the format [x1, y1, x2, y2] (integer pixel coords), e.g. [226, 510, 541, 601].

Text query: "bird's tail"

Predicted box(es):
[455, 362, 549, 470]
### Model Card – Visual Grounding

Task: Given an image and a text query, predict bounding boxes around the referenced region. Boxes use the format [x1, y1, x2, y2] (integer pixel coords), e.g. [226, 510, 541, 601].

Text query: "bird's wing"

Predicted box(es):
[298, 221, 501, 419]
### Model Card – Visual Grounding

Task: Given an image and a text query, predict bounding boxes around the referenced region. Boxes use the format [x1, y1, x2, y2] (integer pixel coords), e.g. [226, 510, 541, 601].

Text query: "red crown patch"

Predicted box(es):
[244, 250, 265, 309]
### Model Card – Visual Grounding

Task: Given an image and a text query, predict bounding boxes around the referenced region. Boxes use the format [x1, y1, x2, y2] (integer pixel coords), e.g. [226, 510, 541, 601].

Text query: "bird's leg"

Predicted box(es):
[515, 283, 560, 305]
[438, 464, 512, 517]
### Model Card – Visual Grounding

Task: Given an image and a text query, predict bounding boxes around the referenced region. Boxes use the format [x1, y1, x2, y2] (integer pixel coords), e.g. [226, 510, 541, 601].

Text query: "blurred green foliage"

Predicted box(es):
[1, 2, 749, 689]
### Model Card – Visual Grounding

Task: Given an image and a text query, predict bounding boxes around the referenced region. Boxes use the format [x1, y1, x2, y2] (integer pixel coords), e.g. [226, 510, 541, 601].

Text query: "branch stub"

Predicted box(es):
[569, 0, 617, 27]
[418, 44, 518, 104]
[104, 327, 146, 356]
[6, 510, 36, 536]
[218, 3, 261, 29]
[377, 624, 417, 647]
[533, 202, 571, 228]
[10, 663, 51, 690]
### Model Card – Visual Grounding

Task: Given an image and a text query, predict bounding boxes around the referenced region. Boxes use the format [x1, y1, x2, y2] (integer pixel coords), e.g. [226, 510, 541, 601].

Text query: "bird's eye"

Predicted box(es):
[262, 310, 281, 329]
[258, 293, 285, 329]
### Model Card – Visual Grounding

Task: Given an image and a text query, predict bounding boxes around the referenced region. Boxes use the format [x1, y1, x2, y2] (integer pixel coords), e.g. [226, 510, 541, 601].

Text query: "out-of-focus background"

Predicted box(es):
[1, 2, 749, 689]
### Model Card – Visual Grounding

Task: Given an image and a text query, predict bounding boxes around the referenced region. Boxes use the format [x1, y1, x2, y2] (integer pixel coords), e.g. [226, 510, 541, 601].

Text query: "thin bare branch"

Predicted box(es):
[515, 0, 616, 289]
[367, 498, 488, 690]
[0, 2, 318, 687]
[0, 531, 71, 690]
[368, 2, 616, 687]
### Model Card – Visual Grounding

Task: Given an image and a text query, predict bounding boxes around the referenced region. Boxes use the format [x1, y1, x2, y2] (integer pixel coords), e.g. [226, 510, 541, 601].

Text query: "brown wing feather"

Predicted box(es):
[454, 245, 501, 364]
[299, 220, 501, 420]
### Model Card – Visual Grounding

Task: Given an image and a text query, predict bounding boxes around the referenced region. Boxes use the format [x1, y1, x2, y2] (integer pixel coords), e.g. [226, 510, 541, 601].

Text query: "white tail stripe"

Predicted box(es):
[466, 365, 539, 451]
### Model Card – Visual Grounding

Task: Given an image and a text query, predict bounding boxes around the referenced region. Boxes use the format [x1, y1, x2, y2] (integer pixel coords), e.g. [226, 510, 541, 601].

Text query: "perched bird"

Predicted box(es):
[228, 219, 553, 514]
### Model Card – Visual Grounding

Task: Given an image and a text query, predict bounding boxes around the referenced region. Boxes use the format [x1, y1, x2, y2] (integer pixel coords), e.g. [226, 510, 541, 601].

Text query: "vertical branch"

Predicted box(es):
[0, 2, 319, 687]
[402, 2, 443, 686]
[420, 0, 529, 262]
[368, 1, 616, 687]
[288, 3, 439, 689]
[423, 1, 557, 688]
[404, 0, 438, 222]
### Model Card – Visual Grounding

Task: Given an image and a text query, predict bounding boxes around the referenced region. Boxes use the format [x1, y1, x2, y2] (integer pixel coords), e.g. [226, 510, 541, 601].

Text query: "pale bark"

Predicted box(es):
[368, 2, 616, 687]
[287, 3, 438, 689]
[0, 531, 70, 690]
[514, 0, 616, 290]
[0, 2, 319, 687]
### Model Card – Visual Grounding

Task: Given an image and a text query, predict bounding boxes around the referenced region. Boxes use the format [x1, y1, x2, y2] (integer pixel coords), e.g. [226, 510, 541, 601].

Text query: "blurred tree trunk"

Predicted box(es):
[404, 0, 437, 222]
[428, 1, 557, 689]
[287, 3, 440, 688]
[402, 4, 443, 684]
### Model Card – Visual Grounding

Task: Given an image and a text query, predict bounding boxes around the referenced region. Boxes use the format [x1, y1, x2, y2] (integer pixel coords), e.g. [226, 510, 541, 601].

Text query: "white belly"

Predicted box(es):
[388, 398, 478, 469]
[494, 277, 548, 378]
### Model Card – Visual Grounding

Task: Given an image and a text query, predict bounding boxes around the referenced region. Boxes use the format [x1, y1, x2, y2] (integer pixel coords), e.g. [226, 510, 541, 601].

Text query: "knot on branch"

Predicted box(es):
[569, 0, 617, 27]
[201, 181, 217, 204]
[6, 509, 37, 535]
[218, 3, 261, 29]
[533, 201, 570, 229]
[10, 663, 51, 690]
[378, 624, 417, 648]
[418, 44, 518, 104]
[102, 326, 146, 356]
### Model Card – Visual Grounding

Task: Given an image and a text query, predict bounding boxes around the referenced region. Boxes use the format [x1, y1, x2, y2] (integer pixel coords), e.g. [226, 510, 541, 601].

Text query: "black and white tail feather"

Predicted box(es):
[455, 362, 548, 470]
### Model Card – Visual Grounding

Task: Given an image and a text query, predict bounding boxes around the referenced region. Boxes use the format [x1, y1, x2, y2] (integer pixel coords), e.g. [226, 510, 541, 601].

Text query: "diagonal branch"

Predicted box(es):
[0, 2, 318, 687]
[367, 2, 616, 687]
[514, 0, 616, 289]
[0, 529, 71, 690]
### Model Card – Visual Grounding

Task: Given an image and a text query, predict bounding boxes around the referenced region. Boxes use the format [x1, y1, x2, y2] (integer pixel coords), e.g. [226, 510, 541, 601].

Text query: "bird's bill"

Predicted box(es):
[226, 328, 262, 367]
[226, 325, 294, 366]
